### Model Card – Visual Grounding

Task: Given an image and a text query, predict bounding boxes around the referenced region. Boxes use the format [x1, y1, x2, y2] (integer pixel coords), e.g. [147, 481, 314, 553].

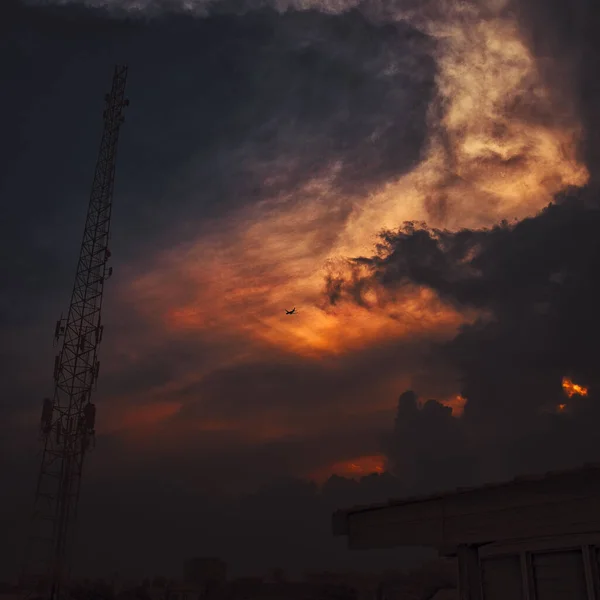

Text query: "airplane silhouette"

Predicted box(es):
[285, 308, 296, 315]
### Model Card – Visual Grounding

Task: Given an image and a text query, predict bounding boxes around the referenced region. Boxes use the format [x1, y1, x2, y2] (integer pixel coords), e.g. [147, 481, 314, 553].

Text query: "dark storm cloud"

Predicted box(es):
[3, 0, 435, 224]
[329, 187, 600, 487]
[384, 390, 474, 494]
[327, 192, 599, 317]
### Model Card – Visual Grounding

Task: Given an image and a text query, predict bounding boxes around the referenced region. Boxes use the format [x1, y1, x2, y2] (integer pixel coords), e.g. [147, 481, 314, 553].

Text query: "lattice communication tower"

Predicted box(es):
[21, 65, 129, 600]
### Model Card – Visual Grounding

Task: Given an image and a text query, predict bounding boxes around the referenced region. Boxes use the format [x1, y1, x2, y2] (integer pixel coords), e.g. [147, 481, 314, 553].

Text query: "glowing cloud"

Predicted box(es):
[562, 376, 588, 398]
[311, 453, 387, 482]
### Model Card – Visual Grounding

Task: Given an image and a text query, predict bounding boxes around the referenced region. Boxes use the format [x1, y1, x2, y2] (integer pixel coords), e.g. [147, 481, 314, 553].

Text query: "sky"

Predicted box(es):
[2, 0, 600, 584]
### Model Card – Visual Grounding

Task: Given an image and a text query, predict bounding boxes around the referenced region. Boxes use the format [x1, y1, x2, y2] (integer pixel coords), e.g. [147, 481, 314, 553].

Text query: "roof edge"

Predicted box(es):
[332, 462, 600, 538]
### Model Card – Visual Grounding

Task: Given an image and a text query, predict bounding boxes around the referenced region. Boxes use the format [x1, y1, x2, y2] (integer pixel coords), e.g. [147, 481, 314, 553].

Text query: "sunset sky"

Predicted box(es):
[2, 0, 600, 583]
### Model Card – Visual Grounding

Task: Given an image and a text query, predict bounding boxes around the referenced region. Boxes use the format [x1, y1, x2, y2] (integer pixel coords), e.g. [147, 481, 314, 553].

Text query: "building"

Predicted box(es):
[333, 463, 600, 600]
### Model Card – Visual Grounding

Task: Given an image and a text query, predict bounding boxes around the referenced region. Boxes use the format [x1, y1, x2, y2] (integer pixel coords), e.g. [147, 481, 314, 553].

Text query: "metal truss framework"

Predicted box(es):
[21, 65, 129, 600]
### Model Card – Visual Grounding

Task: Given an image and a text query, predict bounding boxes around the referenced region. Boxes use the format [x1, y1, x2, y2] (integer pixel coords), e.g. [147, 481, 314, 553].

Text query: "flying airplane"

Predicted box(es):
[285, 308, 296, 315]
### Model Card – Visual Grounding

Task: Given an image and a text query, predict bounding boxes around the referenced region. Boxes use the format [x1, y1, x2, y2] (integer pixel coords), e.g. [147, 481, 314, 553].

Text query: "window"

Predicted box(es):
[481, 555, 523, 600]
[533, 549, 587, 600]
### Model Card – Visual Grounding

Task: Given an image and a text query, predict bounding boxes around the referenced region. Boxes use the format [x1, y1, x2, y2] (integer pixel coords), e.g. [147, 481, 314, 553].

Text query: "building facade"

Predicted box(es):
[333, 464, 600, 600]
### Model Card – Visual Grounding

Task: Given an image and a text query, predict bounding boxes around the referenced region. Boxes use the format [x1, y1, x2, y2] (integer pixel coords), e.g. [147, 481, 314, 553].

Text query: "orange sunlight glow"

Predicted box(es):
[562, 376, 588, 398]
[311, 454, 387, 483]
[438, 394, 468, 417]
[557, 403, 567, 413]
[163, 271, 475, 359]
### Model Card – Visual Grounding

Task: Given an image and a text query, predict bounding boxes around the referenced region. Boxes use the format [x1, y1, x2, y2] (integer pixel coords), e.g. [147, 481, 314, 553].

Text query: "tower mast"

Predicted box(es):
[22, 65, 129, 600]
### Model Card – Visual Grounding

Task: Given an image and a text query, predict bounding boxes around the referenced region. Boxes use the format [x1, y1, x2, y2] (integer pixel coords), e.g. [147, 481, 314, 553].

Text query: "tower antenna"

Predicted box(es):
[21, 65, 129, 600]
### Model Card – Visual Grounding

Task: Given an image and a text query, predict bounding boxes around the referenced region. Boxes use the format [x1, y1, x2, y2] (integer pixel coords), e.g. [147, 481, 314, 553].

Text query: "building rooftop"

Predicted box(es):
[333, 462, 600, 549]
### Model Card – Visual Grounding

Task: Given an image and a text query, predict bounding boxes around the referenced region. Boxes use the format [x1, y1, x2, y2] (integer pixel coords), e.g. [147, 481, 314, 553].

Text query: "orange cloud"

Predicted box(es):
[419, 393, 468, 417]
[562, 376, 588, 399]
[311, 454, 387, 483]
